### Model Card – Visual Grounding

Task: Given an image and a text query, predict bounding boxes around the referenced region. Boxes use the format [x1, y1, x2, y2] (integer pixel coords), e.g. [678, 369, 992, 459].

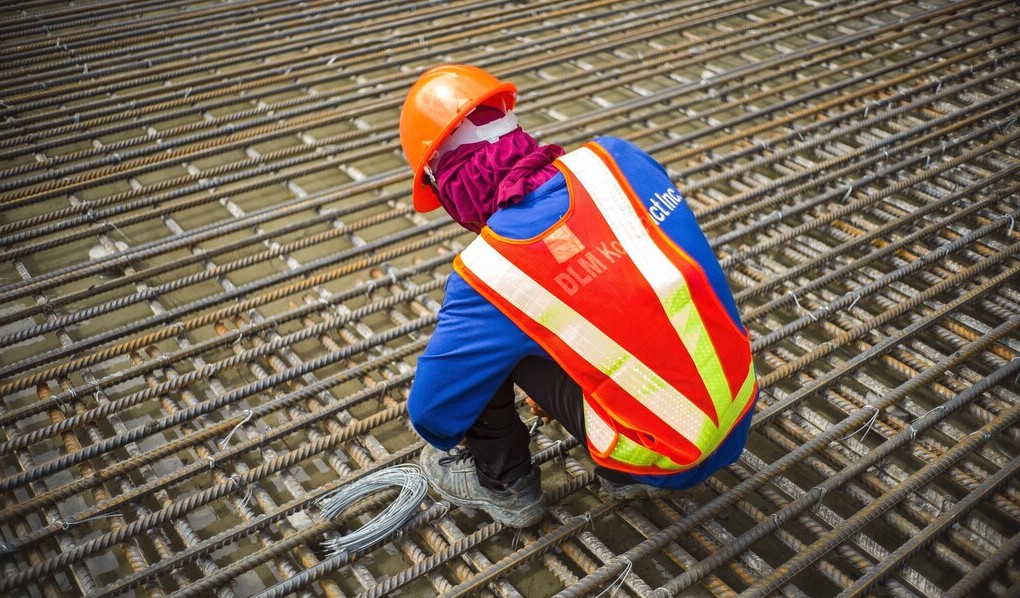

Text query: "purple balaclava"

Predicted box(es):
[433, 106, 564, 233]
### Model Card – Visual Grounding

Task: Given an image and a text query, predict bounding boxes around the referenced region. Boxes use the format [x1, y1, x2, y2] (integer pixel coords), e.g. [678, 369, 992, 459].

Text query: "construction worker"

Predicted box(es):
[400, 65, 757, 528]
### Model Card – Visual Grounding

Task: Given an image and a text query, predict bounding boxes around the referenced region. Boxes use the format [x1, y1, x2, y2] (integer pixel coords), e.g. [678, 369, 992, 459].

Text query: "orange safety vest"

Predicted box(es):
[454, 143, 757, 475]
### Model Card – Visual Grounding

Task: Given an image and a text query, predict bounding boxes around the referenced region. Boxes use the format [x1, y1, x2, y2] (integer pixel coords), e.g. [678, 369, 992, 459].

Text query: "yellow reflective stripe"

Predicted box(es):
[717, 366, 758, 434]
[583, 399, 615, 454]
[610, 433, 686, 470]
[601, 369, 755, 471]
[560, 148, 736, 425]
[461, 239, 715, 445]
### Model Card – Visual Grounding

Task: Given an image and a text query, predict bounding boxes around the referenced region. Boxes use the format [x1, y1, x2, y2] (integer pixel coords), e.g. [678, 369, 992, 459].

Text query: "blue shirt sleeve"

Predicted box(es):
[406, 274, 544, 449]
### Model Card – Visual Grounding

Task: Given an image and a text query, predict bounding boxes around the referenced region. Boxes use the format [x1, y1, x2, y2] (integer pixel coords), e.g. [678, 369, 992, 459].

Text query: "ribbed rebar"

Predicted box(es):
[2, 1, 1017, 596]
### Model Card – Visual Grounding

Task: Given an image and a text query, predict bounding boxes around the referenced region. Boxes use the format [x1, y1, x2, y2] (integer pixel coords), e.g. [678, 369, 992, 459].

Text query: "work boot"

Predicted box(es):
[598, 477, 668, 500]
[419, 444, 546, 528]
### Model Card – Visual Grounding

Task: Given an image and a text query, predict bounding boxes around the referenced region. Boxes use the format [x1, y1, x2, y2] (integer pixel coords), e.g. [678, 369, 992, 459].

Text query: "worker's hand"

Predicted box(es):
[525, 397, 551, 423]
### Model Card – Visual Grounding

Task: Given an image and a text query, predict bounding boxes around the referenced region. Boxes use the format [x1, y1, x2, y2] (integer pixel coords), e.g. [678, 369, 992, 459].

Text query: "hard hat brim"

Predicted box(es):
[411, 168, 441, 213]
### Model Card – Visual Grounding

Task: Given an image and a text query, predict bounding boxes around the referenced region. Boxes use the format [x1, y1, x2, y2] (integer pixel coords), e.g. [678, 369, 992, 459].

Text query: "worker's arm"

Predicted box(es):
[407, 273, 543, 449]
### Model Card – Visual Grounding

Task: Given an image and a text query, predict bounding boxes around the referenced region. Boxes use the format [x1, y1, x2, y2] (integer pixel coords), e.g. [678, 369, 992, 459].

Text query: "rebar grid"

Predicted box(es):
[1, 0, 1018, 596]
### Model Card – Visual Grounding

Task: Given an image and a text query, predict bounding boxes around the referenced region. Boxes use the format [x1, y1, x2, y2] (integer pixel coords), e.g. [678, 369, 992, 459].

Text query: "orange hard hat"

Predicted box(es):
[400, 64, 517, 212]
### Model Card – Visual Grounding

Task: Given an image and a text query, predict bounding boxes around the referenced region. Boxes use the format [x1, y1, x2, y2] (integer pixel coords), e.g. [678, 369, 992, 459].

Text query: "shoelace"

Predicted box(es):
[438, 446, 474, 466]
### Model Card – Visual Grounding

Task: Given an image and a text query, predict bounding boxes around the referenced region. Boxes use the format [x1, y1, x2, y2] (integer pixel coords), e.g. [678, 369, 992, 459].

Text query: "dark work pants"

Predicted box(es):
[465, 356, 636, 488]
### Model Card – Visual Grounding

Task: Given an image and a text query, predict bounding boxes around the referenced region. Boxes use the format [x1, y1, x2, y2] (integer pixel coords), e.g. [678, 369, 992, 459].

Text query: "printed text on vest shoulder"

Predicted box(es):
[649, 188, 683, 223]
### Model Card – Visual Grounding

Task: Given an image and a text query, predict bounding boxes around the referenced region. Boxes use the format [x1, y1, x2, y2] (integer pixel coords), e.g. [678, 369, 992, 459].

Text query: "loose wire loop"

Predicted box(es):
[317, 465, 428, 557]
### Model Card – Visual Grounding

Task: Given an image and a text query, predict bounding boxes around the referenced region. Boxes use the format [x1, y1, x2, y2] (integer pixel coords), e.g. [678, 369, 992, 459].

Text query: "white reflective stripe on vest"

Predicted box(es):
[582, 399, 615, 455]
[559, 148, 744, 422]
[459, 240, 716, 446]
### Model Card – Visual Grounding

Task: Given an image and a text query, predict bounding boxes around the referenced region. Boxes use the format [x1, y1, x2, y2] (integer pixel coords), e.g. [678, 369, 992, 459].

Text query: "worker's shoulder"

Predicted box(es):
[590, 135, 643, 154]
[589, 136, 670, 178]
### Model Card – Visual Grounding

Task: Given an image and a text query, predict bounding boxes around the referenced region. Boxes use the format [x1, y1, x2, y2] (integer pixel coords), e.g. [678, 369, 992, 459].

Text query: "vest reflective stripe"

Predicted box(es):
[584, 400, 686, 470]
[582, 400, 614, 454]
[459, 240, 716, 447]
[560, 148, 742, 427]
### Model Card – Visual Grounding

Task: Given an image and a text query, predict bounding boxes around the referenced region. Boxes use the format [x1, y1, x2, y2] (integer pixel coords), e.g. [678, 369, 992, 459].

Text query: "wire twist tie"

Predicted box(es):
[841, 185, 853, 202]
[62, 513, 120, 529]
[232, 329, 244, 346]
[842, 405, 879, 442]
[555, 439, 567, 462]
[576, 511, 595, 530]
[813, 486, 828, 510]
[788, 291, 817, 321]
[53, 517, 71, 531]
[106, 218, 132, 244]
[230, 474, 254, 510]
[511, 526, 525, 551]
[595, 556, 633, 598]
[1007, 216, 1015, 238]
[846, 292, 862, 311]
[907, 424, 917, 443]
[207, 455, 217, 471]
[913, 405, 947, 427]
[221, 409, 254, 449]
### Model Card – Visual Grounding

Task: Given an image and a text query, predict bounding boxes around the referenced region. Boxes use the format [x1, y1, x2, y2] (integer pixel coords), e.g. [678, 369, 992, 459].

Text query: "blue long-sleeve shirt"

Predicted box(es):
[408, 137, 755, 489]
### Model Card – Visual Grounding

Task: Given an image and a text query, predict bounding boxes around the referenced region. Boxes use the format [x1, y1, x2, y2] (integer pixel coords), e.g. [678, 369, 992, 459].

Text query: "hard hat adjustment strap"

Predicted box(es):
[429, 111, 520, 170]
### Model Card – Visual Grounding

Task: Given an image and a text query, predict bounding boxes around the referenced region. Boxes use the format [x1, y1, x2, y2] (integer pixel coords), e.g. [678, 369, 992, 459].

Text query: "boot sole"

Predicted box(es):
[429, 481, 546, 528]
